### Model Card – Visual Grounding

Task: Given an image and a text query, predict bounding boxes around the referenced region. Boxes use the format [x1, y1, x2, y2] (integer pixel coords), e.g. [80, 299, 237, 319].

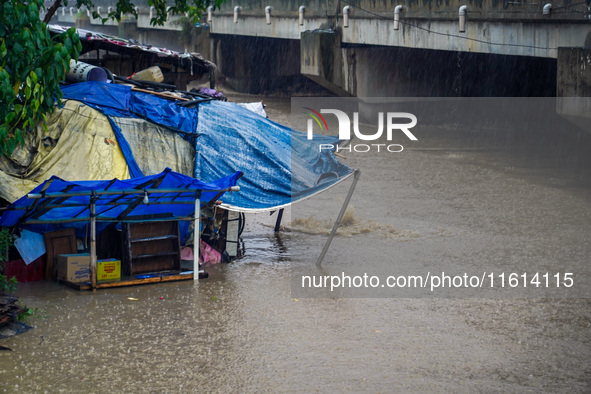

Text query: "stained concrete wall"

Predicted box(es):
[209, 35, 317, 94]
[557, 48, 591, 98]
[215, 0, 587, 21]
[47, 1, 589, 99]
[301, 29, 556, 97]
[556, 47, 591, 126]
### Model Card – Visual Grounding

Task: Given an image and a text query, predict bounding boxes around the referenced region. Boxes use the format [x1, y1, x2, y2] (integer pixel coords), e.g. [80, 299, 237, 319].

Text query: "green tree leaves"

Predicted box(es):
[45, 0, 225, 26]
[2, 0, 224, 157]
[0, 0, 81, 156]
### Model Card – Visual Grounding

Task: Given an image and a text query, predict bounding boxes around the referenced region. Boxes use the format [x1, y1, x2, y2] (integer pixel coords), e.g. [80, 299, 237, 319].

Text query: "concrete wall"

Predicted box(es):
[46, 0, 589, 99]
[556, 47, 591, 126]
[301, 29, 556, 97]
[210, 34, 318, 94]
[216, 0, 588, 21]
[51, 14, 190, 54]
[209, 11, 591, 59]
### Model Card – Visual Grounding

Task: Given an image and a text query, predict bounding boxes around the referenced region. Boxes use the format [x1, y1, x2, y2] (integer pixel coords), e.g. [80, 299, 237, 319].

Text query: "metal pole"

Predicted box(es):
[316, 169, 361, 267]
[27, 186, 240, 199]
[90, 192, 97, 291]
[274, 208, 284, 232]
[193, 194, 200, 282]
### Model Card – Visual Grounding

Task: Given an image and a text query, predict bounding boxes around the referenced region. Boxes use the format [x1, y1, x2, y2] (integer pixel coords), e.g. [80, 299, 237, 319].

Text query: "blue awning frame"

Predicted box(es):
[8, 168, 241, 289]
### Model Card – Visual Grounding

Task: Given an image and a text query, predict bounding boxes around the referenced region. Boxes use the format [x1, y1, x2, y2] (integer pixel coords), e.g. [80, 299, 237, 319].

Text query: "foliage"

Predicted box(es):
[0, 0, 224, 157]
[0, 228, 10, 264]
[0, 0, 82, 156]
[0, 273, 17, 294]
[16, 306, 33, 322]
[44, 0, 226, 26]
[17, 306, 48, 322]
[0, 228, 12, 291]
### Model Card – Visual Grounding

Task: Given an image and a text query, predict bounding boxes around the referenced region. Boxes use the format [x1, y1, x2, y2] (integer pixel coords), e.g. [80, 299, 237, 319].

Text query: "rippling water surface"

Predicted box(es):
[0, 94, 590, 392]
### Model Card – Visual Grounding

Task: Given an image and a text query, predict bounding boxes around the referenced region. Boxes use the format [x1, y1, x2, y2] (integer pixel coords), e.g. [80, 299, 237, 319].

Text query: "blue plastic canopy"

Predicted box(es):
[194, 101, 353, 211]
[0, 168, 241, 237]
[59, 82, 354, 212]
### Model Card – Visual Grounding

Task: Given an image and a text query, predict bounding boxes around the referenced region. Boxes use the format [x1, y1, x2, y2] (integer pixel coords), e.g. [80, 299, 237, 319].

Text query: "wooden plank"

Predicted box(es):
[125, 221, 180, 275]
[65, 273, 194, 291]
[130, 235, 178, 242]
[130, 87, 190, 101]
[57, 279, 86, 291]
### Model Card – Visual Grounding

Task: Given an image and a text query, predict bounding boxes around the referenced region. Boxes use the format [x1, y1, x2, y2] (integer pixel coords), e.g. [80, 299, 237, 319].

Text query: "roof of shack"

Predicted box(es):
[0, 168, 241, 236]
[48, 24, 215, 77]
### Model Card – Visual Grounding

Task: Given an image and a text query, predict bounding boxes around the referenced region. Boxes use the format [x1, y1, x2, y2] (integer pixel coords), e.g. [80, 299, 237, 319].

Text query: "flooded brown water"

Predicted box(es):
[1, 93, 590, 392]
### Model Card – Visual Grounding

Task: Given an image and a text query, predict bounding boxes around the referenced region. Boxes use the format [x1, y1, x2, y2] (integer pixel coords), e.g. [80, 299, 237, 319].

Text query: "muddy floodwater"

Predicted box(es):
[1, 93, 590, 392]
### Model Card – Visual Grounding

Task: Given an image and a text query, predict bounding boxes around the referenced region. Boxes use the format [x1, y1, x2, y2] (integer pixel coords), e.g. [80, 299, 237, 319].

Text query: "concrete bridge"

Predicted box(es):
[48, 0, 591, 100]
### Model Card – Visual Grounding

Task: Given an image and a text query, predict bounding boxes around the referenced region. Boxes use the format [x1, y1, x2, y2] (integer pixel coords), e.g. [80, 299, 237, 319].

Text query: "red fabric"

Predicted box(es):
[4, 256, 45, 282]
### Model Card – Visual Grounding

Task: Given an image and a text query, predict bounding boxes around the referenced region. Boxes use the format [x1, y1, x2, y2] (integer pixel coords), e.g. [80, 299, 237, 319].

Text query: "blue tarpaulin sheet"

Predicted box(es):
[59, 82, 353, 212]
[194, 101, 352, 211]
[0, 168, 241, 237]
[61, 82, 201, 133]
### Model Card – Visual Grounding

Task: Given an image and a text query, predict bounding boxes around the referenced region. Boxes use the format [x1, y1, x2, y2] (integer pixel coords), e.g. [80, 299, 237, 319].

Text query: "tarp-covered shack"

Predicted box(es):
[0, 168, 241, 236]
[0, 81, 353, 213]
[48, 24, 215, 89]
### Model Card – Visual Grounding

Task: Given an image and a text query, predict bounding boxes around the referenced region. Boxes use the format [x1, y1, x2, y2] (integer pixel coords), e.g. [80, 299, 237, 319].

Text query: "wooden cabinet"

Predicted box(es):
[43, 229, 77, 279]
[122, 221, 181, 276]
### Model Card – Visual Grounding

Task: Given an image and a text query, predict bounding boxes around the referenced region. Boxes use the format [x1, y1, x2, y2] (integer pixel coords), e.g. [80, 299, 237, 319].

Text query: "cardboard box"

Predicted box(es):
[58, 254, 90, 283]
[98, 259, 121, 281]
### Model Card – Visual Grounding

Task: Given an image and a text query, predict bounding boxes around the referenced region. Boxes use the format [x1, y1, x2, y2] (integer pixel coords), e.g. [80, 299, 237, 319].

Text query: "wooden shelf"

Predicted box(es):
[123, 221, 181, 276]
[134, 251, 179, 259]
[130, 235, 178, 243]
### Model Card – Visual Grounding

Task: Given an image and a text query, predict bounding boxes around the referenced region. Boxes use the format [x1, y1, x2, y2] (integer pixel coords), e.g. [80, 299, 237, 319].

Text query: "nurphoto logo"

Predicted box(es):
[304, 107, 418, 153]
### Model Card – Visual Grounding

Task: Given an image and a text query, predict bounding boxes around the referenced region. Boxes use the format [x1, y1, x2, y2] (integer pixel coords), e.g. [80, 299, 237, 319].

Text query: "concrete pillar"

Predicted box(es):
[557, 47, 591, 98]
[75, 15, 90, 30]
[215, 35, 306, 94]
[300, 29, 351, 96]
[556, 47, 591, 131]
[118, 19, 138, 40]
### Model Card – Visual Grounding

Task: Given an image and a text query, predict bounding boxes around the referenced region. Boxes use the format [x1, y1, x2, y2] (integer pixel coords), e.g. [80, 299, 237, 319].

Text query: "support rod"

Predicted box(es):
[27, 187, 239, 199]
[90, 192, 97, 291]
[193, 193, 201, 282]
[274, 208, 284, 232]
[316, 169, 361, 267]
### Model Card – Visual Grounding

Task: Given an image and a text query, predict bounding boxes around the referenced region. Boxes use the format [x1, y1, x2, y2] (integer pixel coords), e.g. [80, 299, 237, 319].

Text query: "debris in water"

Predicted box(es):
[286, 206, 419, 239]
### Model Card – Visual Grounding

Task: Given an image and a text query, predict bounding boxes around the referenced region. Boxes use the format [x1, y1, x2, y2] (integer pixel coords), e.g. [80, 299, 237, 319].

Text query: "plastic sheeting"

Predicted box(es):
[1, 82, 353, 213]
[0, 168, 241, 237]
[62, 82, 353, 212]
[61, 82, 202, 134]
[111, 116, 195, 177]
[194, 101, 353, 211]
[0, 100, 130, 203]
[236, 102, 267, 118]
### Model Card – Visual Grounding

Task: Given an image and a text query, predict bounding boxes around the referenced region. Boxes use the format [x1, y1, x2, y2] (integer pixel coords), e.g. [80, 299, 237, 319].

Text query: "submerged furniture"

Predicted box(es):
[122, 221, 181, 276]
[0, 168, 241, 290]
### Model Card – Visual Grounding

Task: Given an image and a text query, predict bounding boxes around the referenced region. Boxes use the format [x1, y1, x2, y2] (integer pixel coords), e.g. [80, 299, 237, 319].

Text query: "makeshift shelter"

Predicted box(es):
[0, 168, 240, 234]
[0, 82, 354, 212]
[48, 25, 215, 89]
[0, 81, 357, 273]
[0, 168, 240, 289]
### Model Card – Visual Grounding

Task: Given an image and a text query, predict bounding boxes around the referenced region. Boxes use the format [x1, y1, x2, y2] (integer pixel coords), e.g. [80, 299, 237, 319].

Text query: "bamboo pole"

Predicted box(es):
[130, 87, 190, 101]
